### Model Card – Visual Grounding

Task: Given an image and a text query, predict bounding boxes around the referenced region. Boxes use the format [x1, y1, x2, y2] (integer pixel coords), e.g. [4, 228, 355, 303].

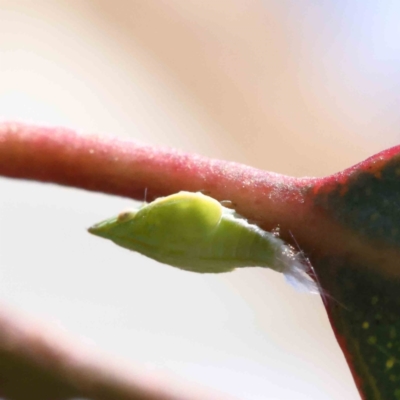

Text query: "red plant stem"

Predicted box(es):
[0, 121, 311, 232]
[0, 121, 380, 270]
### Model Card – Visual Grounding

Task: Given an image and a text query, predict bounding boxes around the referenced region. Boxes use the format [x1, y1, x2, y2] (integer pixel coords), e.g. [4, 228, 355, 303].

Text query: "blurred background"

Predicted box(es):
[1, 1, 399, 399]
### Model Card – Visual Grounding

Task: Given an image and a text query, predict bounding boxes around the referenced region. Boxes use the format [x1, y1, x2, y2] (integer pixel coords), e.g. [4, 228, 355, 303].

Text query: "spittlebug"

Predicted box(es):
[89, 191, 317, 292]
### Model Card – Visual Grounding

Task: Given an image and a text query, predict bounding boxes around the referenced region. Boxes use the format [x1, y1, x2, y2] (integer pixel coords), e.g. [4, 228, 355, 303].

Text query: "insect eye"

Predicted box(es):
[117, 210, 137, 222]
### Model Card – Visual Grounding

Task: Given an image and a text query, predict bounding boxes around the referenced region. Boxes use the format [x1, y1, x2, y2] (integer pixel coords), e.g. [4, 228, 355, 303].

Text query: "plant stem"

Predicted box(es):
[0, 121, 309, 231]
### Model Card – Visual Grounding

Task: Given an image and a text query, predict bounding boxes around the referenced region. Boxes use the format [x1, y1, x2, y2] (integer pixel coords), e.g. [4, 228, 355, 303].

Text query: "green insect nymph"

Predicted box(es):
[89, 191, 317, 291]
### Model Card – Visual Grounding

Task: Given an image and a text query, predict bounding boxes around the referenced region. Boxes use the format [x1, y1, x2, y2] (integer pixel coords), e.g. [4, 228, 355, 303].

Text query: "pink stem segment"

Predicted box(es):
[0, 121, 310, 230]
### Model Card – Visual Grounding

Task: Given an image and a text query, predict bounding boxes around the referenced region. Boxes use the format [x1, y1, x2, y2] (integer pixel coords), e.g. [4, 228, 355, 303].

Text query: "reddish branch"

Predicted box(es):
[0, 121, 310, 231]
[0, 121, 373, 268]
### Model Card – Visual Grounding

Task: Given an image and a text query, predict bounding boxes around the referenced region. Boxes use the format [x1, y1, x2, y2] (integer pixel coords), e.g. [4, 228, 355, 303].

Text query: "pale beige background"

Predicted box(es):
[1, 1, 399, 399]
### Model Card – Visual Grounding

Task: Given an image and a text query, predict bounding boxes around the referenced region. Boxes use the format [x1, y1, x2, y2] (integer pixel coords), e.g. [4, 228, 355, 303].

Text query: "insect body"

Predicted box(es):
[89, 191, 317, 291]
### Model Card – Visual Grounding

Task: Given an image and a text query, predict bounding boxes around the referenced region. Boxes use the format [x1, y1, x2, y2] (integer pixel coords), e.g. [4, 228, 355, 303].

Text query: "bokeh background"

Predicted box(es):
[1, 1, 400, 399]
